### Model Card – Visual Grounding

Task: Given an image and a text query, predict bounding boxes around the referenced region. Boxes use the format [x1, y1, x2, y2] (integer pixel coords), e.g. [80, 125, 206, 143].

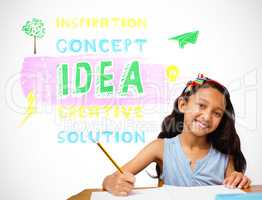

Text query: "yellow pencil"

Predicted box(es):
[96, 142, 123, 174]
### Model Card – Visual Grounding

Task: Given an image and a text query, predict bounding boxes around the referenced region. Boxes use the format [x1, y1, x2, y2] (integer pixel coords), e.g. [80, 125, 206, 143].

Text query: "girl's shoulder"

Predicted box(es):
[148, 138, 164, 161]
[150, 137, 178, 160]
[151, 138, 164, 151]
[143, 137, 179, 162]
[154, 138, 165, 145]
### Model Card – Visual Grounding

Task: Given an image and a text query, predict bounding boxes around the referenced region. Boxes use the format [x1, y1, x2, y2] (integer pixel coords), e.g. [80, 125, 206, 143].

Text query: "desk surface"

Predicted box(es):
[68, 185, 262, 200]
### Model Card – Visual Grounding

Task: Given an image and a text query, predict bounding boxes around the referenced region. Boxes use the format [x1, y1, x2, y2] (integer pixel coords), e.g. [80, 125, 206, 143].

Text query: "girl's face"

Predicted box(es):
[179, 87, 226, 137]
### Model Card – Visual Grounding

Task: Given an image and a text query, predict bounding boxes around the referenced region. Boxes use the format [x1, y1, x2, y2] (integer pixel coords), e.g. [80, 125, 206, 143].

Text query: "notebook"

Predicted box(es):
[91, 185, 245, 200]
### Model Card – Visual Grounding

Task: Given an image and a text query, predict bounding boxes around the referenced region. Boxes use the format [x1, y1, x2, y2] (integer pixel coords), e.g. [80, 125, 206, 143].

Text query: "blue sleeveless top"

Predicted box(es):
[161, 136, 229, 186]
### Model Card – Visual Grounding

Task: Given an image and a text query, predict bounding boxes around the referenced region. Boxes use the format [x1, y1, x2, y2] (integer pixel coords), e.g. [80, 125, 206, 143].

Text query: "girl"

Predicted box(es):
[102, 74, 251, 196]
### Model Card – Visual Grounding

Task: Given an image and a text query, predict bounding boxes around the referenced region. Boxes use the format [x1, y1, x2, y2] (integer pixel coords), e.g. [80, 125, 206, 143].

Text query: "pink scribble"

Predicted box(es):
[20, 56, 168, 105]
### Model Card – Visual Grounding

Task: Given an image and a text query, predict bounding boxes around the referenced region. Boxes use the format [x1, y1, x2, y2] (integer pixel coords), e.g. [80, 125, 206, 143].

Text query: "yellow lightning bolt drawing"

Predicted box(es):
[18, 90, 36, 127]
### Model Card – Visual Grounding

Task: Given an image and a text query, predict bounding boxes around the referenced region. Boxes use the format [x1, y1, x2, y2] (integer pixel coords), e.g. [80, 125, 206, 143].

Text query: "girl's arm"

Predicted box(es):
[224, 156, 251, 189]
[102, 139, 164, 196]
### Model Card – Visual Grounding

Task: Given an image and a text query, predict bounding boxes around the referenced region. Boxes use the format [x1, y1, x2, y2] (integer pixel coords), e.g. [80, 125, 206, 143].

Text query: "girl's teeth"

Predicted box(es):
[196, 121, 207, 128]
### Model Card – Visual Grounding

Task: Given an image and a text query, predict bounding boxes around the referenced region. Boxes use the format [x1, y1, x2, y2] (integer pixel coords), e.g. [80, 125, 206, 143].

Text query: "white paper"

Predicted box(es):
[91, 187, 171, 200]
[164, 185, 245, 200]
[91, 185, 245, 200]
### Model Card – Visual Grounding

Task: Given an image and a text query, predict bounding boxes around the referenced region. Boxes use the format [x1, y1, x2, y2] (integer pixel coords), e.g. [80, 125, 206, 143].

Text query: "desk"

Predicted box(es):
[68, 185, 262, 200]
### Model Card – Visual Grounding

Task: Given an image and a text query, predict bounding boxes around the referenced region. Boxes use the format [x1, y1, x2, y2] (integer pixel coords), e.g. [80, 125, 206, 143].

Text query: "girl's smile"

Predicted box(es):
[193, 119, 209, 130]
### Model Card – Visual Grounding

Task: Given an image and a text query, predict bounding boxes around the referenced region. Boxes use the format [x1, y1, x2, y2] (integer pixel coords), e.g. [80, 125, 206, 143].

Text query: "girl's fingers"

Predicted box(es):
[112, 191, 128, 196]
[237, 176, 248, 188]
[231, 174, 243, 188]
[119, 191, 128, 196]
[119, 182, 134, 191]
[119, 177, 134, 188]
[243, 178, 252, 189]
[223, 177, 230, 185]
[112, 177, 134, 196]
[122, 172, 136, 184]
[224, 172, 252, 190]
[114, 184, 132, 195]
[121, 185, 133, 193]
[112, 184, 130, 196]
[224, 172, 237, 187]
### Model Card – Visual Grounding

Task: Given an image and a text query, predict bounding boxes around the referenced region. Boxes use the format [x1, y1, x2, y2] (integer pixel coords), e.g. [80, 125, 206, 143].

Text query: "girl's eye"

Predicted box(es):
[198, 103, 206, 109]
[214, 112, 222, 118]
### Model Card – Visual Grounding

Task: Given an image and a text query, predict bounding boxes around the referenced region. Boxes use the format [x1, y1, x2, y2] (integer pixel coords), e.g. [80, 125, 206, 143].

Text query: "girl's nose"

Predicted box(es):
[202, 111, 212, 122]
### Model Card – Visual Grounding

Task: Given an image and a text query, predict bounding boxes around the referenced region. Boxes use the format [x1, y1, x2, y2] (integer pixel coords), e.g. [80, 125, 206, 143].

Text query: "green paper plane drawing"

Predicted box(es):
[169, 31, 199, 48]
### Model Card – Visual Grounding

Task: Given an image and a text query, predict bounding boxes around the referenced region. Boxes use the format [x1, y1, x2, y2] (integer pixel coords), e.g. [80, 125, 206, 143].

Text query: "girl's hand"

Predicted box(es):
[223, 171, 251, 189]
[105, 172, 136, 196]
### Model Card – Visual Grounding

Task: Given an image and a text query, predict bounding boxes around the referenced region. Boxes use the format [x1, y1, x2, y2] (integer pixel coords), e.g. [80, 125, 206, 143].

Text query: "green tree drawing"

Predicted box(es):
[22, 18, 46, 54]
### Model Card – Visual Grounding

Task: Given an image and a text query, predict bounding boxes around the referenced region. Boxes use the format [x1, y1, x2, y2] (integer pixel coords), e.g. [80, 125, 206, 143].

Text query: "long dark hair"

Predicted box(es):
[156, 77, 246, 177]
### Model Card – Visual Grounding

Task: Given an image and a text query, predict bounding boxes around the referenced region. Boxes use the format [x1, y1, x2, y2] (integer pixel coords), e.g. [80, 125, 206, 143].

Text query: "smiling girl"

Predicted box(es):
[102, 74, 251, 196]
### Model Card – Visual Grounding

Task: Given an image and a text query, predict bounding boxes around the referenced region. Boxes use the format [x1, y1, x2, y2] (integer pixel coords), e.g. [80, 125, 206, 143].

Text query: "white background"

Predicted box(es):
[0, 0, 262, 199]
